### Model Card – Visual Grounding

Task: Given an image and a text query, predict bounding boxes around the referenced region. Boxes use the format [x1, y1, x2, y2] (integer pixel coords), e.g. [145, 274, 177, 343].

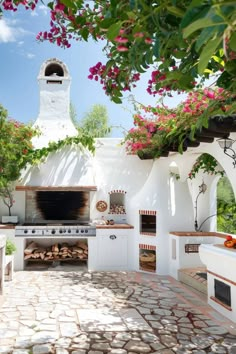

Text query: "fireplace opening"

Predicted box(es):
[35, 191, 89, 222]
[214, 279, 231, 307]
[140, 214, 156, 235]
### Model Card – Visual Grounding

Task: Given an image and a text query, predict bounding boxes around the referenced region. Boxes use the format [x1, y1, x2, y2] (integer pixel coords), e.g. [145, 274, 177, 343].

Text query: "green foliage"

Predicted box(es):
[5, 239, 17, 255]
[124, 88, 236, 159]
[188, 153, 225, 180]
[78, 104, 111, 138]
[0, 104, 96, 215]
[217, 176, 236, 234]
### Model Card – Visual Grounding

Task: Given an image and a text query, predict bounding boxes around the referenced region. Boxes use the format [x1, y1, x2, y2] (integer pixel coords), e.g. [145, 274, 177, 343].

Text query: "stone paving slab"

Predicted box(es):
[0, 270, 236, 353]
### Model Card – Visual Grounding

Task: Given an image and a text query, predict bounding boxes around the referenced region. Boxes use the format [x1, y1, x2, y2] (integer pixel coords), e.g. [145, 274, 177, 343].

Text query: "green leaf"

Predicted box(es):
[167, 6, 185, 17]
[112, 96, 122, 104]
[198, 36, 222, 74]
[60, 0, 76, 9]
[153, 37, 160, 58]
[229, 32, 236, 51]
[80, 28, 89, 41]
[100, 18, 114, 29]
[183, 18, 224, 38]
[129, 0, 136, 10]
[195, 26, 217, 51]
[107, 22, 122, 41]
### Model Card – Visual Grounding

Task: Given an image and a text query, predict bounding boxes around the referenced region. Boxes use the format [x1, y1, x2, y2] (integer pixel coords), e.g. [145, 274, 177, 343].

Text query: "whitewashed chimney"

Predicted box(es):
[33, 58, 77, 148]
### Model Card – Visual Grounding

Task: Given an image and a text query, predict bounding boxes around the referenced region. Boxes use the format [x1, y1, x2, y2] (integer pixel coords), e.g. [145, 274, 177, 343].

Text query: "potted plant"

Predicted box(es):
[5, 238, 17, 256]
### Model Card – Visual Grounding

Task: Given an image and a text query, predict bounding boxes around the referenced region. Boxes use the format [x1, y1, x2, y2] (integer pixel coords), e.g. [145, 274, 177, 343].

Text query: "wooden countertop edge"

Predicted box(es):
[0, 224, 134, 230]
[0, 225, 16, 229]
[169, 231, 226, 238]
[96, 224, 134, 229]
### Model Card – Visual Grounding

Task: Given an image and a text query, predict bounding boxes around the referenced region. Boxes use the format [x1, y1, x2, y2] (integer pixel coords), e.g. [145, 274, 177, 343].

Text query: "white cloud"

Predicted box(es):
[0, 18, 15, 42]
[17, 41, 24, 46]
[38, 5, 48, 15]
[30, 11, 39, 17]
[26, 53, 35, 59]
[0, 18, 33, 43]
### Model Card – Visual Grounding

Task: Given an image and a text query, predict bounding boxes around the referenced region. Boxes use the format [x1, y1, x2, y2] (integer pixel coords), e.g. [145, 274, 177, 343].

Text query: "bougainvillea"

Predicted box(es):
[0, 104, 96, 216]
[1, 1, 236, 104]
[123, 87, 236, 158]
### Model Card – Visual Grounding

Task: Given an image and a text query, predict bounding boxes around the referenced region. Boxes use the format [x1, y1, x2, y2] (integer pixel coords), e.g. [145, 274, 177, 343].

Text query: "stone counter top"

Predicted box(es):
[96, 224, 134, 229]
[170, 231, 226, 238]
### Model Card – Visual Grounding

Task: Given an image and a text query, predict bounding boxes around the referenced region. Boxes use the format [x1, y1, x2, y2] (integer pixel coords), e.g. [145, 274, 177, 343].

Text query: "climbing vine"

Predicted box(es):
[188, 153, 225, 180]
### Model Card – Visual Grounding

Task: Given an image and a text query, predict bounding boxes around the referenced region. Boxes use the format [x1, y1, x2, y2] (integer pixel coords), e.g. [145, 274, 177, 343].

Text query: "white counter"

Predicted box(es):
[199, 244, 236, 323]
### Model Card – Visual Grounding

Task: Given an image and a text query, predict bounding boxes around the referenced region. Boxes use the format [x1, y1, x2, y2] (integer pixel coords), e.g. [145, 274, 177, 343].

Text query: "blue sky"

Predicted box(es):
[0, 5, 184, 137]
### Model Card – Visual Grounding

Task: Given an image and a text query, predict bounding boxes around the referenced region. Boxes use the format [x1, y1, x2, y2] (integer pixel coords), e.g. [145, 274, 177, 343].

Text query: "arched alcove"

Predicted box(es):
[186, 153, 224, 231]
[217, 176, 236, 234]
[45, 63, 64, 77]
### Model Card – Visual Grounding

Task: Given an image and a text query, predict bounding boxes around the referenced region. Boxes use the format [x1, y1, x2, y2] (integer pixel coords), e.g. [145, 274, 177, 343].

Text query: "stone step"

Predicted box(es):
[178, 268, 207, 295]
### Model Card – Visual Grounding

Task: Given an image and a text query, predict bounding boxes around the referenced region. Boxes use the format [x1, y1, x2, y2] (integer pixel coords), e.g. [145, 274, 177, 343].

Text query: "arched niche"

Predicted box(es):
[45, 63, 64, 77]
[38, 58, 70, 79]
[187, 153, 224, 231]
[168, 161, 194, 230]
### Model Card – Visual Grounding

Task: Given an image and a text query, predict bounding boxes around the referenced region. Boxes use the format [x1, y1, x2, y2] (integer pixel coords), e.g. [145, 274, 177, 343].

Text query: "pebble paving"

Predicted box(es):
[0, 270, 236, 353]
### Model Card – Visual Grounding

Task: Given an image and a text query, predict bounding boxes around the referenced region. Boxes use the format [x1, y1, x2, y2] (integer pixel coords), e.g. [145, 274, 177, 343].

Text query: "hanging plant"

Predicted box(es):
[188, 153, 225, 180]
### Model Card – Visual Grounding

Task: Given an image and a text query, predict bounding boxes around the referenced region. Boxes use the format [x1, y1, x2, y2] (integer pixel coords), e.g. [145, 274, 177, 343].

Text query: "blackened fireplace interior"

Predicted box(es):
[27, 191, 90, 223]
[214, 279, 231, 307]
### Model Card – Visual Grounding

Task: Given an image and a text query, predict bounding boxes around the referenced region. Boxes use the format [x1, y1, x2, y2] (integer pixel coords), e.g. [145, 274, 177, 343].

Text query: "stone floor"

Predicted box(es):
[0, 270, 236, 353]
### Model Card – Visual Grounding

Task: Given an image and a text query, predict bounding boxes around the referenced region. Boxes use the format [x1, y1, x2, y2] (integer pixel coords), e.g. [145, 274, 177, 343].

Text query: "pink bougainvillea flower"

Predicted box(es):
[134, 32, 144, 38]
[114, 36, 129, 43]
[117, 45, 129, 52]
[203, 89, 215, 99]
[145, 38, 152, 44]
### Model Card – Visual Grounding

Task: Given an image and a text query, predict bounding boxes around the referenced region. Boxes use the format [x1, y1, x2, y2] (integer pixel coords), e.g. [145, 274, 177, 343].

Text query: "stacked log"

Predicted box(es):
[24, 241, 88, 261]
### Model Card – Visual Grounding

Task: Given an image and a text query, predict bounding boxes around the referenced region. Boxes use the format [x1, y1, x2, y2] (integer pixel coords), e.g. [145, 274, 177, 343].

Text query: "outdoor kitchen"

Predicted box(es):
[1, 58, 236, 323]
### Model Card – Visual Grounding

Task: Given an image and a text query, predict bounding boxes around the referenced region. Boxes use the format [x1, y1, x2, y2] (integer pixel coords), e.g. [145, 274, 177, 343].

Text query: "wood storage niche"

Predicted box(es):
[24, 238, 88, 269]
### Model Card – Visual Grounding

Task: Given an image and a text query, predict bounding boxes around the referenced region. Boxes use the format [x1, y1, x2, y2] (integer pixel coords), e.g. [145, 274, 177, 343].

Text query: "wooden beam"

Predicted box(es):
[15, 186, 97, 191]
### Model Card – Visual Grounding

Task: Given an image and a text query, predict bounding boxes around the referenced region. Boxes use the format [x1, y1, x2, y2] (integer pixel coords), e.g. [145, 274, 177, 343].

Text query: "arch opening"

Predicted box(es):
[45, 63, 64, 77]
[217, 176, 236, 234]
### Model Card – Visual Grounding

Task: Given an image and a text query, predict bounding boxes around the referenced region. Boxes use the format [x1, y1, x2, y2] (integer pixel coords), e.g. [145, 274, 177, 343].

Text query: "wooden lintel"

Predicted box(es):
[15, 186, 97, 192]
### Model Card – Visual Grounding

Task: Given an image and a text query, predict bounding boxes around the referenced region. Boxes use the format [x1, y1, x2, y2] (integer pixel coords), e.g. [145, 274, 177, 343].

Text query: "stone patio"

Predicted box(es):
[0, 270, 236, 353]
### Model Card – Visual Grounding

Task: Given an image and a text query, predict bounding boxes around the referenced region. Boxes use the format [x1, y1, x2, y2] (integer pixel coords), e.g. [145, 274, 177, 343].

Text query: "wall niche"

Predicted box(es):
[108, 190, 126, 214]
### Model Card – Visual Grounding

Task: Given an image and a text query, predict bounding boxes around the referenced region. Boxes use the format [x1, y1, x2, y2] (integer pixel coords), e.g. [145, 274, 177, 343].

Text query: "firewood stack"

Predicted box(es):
[24, 241, 88, 261]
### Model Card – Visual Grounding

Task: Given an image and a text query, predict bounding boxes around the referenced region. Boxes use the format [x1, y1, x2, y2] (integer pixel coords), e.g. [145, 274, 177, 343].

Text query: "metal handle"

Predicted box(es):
[109, 234, 117, 240]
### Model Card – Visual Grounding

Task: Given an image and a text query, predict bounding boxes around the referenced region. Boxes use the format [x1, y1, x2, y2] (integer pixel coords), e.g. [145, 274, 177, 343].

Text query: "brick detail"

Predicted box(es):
[109, 190, 127, 194]
[210, 296, 232, 312]
[139, 244, 156, 251]
[139, 210, 157, 215]
[208, 270, 236, 287]
[140, 232, 156, 236]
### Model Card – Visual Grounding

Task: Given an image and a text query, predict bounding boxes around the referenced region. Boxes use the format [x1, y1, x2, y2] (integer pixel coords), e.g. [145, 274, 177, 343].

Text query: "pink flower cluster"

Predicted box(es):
[2, 0, 37, 11]
[88, 62, 140, 96]
[147, 66, 183, 96]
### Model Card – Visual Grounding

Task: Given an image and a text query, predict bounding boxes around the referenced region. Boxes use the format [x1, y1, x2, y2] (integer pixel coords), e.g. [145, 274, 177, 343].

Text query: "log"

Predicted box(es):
[24, 242, 38, 255]
[76, 241, 88, 250]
